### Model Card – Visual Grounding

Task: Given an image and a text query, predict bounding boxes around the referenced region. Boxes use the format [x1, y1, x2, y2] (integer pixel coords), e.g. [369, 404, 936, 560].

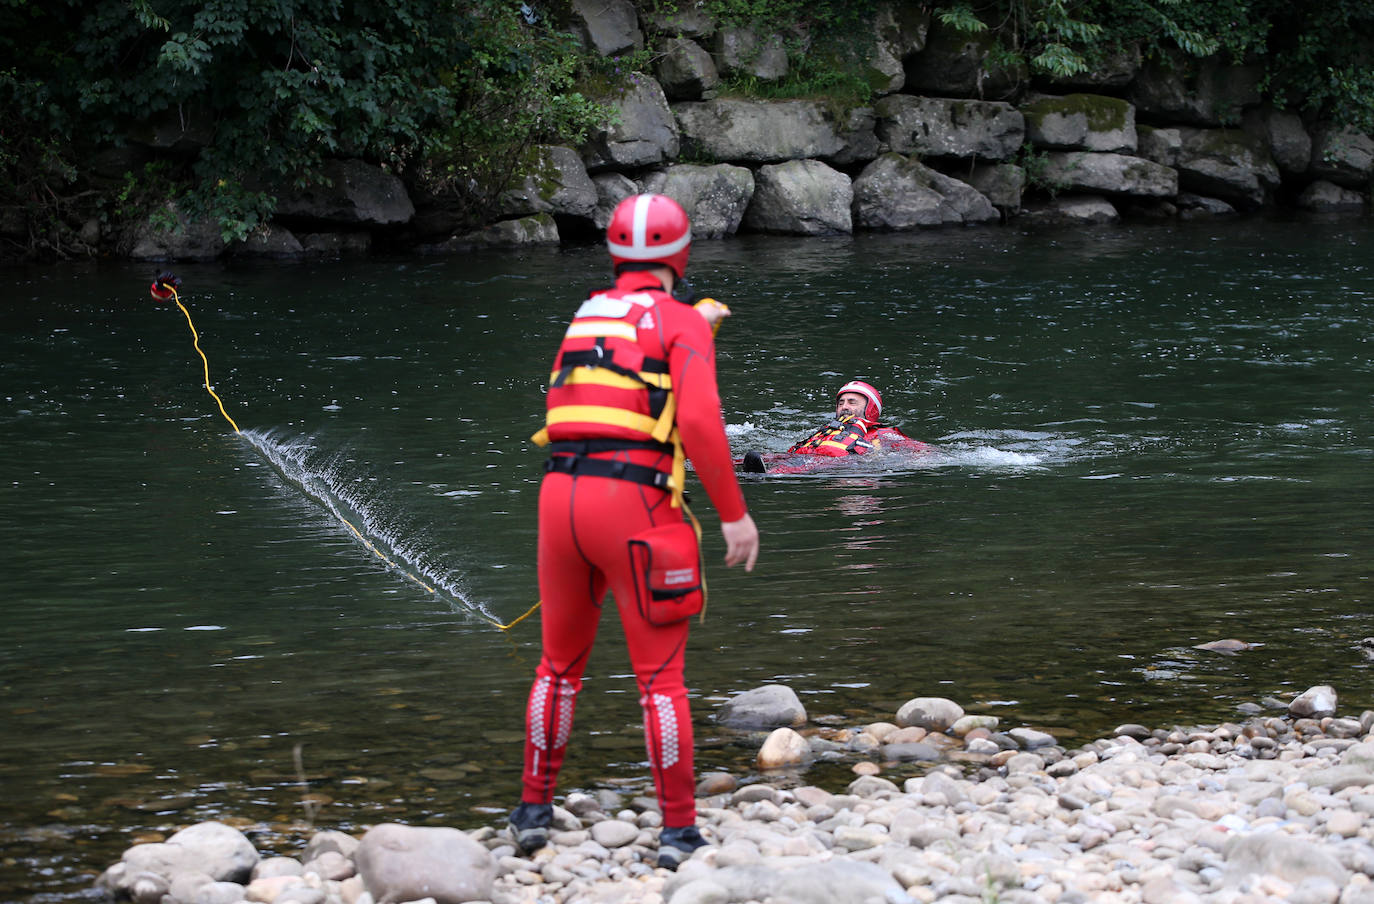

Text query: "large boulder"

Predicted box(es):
[592, 172, 639, 228]
[1036, 43, 1141, 93]
[717, 684, 807, 729]
[1243, 106, 1312, 176]
[829, 107, 881, 167]
[743, 159, 853, 235]
[1137, 125, 1183, 167]
[894, 696, 965, 731]
[861, 1, 930, 95]
[640, 163, 755, 238]
[428, 213, 559, 252]
[875, 95, 1025, 162]
[641, 2, 714, 38]
[582, 73, 679, 172]
[1129, 51, 1262, 127]
[1021, 93, 1137, 153]
[655, 36, 721, 101]
[1309, 125, 1374, 188]
[354, 824, 497, 904]
[964, 163, 1026, 212]
[1039, 151, 1177, 198]
[274, 158, 415, 226]
[569, 0, 642, 56]
[713, 26, 789, 81]
[128, 201, 226, 261]
[903, 18, 1024, 100]
[98, 822, 259, 898]
[497, 145, 598, 225]
[227, 225, 305, 259]
[674, 98, 849, 163]
[1019, 195, 1121, 226]
[853, 153, 998, 229]
[1296, 180, 1366, 212]
[1175, 127, 1281, 209]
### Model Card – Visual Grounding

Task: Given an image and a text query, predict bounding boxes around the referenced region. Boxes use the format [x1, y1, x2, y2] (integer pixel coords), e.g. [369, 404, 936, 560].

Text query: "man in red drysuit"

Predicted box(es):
[511, 193, 760, 870]
[789, 379, 930, 456]
[740, 379, 930, 473]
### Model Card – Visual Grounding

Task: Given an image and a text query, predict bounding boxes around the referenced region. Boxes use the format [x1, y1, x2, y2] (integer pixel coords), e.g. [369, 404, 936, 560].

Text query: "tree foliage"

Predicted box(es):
[930, 1, 1373, 133]
[0, 0, 608, 256]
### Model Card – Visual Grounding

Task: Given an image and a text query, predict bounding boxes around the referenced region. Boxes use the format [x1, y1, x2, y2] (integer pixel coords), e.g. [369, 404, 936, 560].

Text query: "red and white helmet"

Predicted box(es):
[837, 380, 882, 422]
[606, 193, 692, 278]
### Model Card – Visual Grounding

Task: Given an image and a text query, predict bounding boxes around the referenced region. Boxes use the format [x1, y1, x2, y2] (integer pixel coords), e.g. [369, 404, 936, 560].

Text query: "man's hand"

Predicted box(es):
[720, 513, 759, 572]
[694, 298, 731, 334]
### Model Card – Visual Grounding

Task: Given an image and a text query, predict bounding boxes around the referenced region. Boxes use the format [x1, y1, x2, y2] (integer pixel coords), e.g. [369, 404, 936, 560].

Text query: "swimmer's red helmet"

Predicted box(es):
[837, 380, 882, 422]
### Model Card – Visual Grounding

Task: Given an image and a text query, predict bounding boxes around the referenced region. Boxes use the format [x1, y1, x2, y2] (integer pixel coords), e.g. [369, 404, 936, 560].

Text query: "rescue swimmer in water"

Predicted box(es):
[741, 379, 931, 473]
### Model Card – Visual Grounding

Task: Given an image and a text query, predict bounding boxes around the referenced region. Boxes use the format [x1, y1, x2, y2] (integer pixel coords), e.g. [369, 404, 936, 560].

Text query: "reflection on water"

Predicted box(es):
[2, 221, 1374, 900]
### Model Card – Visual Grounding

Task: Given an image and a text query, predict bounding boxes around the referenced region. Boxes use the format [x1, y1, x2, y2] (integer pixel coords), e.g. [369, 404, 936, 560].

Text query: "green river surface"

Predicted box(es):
[2, 219, 1372, 901]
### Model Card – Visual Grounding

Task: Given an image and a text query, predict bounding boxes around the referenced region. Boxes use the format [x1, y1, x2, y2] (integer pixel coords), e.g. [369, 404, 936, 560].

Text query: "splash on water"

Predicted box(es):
[239, 428, 509, 626]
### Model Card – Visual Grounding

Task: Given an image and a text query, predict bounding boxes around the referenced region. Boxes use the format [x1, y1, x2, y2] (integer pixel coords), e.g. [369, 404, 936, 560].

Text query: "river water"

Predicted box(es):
[3, 219, 1372, 900]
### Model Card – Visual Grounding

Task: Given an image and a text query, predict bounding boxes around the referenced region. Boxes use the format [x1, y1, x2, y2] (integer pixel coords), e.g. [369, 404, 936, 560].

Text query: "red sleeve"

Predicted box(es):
[660, 303, 749, 522]
[873, 427, 930, 452]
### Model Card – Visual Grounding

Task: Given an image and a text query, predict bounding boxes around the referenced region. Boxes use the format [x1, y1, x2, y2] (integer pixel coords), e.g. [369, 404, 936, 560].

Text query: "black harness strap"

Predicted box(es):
[545, 455, 671, 491]
[548, 438, 675, 456]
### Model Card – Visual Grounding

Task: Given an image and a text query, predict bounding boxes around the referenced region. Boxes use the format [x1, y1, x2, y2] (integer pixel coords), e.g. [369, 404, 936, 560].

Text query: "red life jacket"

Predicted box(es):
[531, 281, 687, 504]
[788, 416, 878, 457]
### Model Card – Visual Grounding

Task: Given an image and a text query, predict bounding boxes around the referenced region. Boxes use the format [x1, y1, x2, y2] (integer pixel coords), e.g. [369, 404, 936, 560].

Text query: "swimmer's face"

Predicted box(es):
[836, 392, 868, 419]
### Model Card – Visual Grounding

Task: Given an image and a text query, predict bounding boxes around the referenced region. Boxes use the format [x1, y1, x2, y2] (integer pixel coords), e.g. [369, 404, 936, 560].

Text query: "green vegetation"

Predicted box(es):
[0, 0, 1370, 260]
[0, 0, 611, 258]
[933, 1, 1374, 134]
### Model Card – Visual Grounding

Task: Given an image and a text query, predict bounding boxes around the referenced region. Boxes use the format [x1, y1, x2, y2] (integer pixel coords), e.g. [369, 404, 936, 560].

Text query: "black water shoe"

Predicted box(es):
[742, 450, 767, 473]
[657, 825, 709, 869]
[508, 801, 553, 854]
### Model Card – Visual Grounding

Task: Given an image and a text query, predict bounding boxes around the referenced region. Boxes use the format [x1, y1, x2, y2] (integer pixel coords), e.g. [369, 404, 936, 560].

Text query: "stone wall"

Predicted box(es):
[141, 1, 1373, 261]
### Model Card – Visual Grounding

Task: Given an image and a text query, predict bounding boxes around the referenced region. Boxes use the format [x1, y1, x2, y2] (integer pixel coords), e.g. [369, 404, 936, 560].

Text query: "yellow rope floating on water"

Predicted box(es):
[167, 284, 241, 434]
[156, 278, 538, 632]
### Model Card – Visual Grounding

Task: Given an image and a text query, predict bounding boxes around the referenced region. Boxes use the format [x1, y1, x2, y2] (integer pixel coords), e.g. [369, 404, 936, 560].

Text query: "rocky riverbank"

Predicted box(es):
[100, 2, 1372, 265]
[94, 683, 1374, 904]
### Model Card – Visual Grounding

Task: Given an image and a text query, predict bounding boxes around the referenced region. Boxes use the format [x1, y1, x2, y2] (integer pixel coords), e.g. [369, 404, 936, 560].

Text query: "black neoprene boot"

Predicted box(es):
[508, 802, 553, 854]
[657, 825, 708, 869]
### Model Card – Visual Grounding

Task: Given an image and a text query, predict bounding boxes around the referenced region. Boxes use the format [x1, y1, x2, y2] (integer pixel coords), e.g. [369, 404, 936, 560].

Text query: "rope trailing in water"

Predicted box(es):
[165, 284, 241, 434]
[151, 274, 538, 632]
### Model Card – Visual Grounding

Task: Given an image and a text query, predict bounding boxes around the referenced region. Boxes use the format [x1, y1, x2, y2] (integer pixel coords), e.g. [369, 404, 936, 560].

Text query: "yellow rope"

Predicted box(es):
[169, 286, 241, 434]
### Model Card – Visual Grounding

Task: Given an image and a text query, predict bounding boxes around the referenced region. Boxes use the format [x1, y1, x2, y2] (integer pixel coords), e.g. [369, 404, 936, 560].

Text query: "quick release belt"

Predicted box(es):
[545, 454, 671, 491]
[548, 438, 675, 455]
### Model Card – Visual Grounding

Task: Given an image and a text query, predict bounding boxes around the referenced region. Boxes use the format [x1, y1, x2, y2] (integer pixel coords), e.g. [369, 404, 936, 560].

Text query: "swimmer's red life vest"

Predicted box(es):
[531, 283, 687, 504]
[788, 415, 877, 457]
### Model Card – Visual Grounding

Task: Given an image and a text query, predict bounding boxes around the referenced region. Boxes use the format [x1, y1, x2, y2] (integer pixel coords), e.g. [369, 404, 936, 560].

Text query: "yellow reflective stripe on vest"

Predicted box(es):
[548, 368, 672, 391]
[565, 320, 638, 341]
[545, 405, 660, 436]
[650, 392, 677, 444]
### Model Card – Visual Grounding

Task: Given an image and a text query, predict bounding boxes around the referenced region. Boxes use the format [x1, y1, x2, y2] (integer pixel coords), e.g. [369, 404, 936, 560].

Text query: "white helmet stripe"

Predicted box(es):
[632, 193, 651, 249]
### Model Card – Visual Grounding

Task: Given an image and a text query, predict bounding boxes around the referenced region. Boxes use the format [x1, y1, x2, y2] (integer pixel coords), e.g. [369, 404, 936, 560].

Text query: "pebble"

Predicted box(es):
[97, 699, 1374, 904]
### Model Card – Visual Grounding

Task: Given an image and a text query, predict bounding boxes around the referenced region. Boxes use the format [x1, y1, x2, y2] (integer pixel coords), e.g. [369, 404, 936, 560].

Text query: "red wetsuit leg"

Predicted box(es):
[521, 470, 696, 826]
[521, 471, 603, 805]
